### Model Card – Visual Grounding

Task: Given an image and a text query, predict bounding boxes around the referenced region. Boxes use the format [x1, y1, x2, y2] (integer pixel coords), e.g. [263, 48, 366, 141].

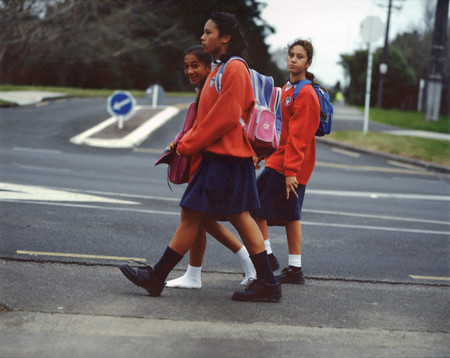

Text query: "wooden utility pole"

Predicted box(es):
[425, 0, 449, 121]
[375, 0, 393, 108]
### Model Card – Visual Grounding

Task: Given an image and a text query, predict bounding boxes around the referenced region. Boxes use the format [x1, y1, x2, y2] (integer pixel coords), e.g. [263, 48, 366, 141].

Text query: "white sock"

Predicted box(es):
[288, 254, 301, 268]
[165, 265, 202, 288]
[264, 239, 273, 255]
[236, 246, 257, 285]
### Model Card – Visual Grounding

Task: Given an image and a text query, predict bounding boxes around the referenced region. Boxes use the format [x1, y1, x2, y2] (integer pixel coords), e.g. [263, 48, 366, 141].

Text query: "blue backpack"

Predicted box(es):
[216, 57, 282, 157]
[293, 79, 333, 136]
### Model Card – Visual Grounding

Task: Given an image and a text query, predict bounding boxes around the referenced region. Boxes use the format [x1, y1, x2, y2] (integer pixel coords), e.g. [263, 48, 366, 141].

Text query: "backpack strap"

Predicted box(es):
[292, 79, 312, 102]
[216, 56, 249, 94]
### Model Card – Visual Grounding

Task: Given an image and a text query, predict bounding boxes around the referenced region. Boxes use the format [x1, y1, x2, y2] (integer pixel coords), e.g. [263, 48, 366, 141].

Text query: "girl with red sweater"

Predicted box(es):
[252, 39, 320, 285]
[119, 12, 280, 302]
[164, 45, 256, 289]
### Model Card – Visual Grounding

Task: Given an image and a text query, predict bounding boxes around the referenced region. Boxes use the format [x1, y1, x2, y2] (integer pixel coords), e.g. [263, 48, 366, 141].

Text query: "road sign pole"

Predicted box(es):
[363, 42, 373, 136]
[118, 116, 124, 129]
[152, 85, 158, 109]
[360, 15, 384, 136]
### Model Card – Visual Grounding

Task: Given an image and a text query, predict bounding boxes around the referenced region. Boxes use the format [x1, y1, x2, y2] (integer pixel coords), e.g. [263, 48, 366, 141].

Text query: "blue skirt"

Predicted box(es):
[251, 167, 305, 224]
[180, 155, 260, 219]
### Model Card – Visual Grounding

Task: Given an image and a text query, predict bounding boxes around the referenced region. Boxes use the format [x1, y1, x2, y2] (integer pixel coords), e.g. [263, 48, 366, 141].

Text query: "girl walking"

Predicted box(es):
[252, 39, 320, 285]
[164, 45, 256, 288]
[119, 12, 280, 302]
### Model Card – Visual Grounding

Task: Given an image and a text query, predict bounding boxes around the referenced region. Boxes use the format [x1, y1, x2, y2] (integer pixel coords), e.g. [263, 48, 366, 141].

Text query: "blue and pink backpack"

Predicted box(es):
[216, 57, 282, 158]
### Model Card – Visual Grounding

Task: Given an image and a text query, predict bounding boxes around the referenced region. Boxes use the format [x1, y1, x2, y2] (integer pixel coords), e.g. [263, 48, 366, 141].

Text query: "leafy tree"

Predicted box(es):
[0, 0, 283, 90]
[340, 46, 415, 109]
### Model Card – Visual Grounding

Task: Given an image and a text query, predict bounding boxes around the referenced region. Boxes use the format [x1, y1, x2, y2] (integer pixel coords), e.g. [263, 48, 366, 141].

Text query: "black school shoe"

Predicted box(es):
[268, 253, 280, 271]
[119, 263, 165, 297]
[276, 266, 305, 284]
[232, 278, 282, 302]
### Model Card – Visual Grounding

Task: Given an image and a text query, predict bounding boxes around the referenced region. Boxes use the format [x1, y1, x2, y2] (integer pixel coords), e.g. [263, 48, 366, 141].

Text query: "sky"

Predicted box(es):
[259, 0, 429, 86]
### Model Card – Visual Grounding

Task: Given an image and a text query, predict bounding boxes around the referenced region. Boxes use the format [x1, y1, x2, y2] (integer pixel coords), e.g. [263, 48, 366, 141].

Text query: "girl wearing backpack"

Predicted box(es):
[119, 12, 280, 302]
[252, 39, 320, 285]
[163, 45, 256, 289]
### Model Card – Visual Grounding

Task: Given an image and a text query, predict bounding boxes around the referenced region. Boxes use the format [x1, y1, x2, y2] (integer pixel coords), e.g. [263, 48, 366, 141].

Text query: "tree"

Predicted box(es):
[0, 0, 283, 90]
[340, 46, 415, 109]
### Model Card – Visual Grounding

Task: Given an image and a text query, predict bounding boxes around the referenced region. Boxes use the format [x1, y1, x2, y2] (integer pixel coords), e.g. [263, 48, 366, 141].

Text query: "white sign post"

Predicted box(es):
[360, 16, 384, 136]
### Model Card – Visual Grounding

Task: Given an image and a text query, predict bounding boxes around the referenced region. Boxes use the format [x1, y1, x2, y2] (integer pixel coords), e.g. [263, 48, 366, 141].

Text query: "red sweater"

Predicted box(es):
[265, 82, 320, 185]
[177, 60, 255, 160]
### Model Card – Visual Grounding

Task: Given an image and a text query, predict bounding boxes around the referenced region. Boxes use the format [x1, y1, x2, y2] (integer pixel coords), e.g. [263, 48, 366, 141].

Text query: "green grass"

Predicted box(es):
[356, 106, 450, 134]
[0, 302, 12, 313]
[0, 85, 195, 98]
[329, 131, 450, 167]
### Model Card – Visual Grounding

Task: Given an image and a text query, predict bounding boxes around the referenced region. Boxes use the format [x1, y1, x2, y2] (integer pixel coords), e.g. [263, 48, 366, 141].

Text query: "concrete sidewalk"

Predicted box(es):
[1, 261, 448, 357]
[0, 90, 68, 106]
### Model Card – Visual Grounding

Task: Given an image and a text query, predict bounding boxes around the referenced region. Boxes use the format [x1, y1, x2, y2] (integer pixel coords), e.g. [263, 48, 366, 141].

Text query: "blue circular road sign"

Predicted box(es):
[107, 91, 136, 118]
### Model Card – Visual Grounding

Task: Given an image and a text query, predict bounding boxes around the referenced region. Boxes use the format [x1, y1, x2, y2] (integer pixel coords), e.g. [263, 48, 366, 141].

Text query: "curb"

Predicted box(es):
[317, 137, 450, 174]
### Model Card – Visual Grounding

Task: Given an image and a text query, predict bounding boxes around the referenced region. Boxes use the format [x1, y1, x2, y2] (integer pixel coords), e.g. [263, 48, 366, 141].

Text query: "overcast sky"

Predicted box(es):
[260, 0, 430, 86]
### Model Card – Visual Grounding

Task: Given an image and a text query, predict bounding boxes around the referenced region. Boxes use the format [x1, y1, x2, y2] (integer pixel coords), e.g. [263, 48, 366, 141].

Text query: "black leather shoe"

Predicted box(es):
[276, 266, 305, 284]
[232, 278, 282, 302]
[119, 263, 165, 297]
[268, 253, 280, 271]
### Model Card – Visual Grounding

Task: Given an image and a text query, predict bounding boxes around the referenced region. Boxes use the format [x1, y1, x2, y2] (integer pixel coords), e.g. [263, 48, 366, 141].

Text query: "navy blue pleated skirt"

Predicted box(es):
[180, 155, 260, 219]
[251, 167, 306, 224]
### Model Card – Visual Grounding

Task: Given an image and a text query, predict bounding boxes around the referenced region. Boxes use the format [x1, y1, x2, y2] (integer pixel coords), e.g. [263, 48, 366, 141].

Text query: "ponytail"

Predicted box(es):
[209, 12, 248, 62]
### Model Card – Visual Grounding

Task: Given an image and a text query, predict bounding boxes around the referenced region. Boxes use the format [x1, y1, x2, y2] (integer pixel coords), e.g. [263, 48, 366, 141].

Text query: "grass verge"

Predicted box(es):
[356, 106, 450, 134]
[0, 85, 194, 98]
[328, 131, 450, 167]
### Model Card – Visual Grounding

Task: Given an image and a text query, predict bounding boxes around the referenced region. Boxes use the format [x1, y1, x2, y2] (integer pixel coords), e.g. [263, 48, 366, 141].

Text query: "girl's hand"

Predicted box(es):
[286, 176, 299, 199]
[253, 156, 263, 169]
[168, 141, 177, 151]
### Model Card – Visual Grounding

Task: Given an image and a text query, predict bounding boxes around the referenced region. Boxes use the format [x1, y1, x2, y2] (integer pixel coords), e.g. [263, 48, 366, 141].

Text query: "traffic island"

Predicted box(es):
[70, 105, 180, 149]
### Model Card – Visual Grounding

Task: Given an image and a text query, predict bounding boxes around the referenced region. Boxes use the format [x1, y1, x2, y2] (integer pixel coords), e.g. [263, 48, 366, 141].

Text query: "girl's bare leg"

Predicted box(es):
[203, 218, 242, 253]
[189, 228, 207, 267]
[168, 207, 205, 255]
[285, 220, 302, 255]
[228, 211, 265, 255]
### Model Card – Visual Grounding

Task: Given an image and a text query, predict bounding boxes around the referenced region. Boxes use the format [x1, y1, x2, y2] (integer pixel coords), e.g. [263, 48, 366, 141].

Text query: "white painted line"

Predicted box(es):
[331, 147, 360, 158]
[16, 164, 71, 173]
[0, 182, 139, 205]
[387, 160, 426, 171]
[409, 275, 450, 281]
[2, 199, 449, 236]
[69, 117, 118, 145]
[302, 221, 450, 236]
[13, 147, 61, 154]
[303, 209, 450, 226]
[306, 189, 450, 201]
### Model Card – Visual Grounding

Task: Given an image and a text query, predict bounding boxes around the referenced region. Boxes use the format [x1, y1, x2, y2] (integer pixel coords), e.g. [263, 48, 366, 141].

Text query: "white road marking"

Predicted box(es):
[13, 147, 61, 154]
[409, 275, 450, 281]
[331, 147, 360, 157]
[303, 209, 450, 226]
[2, 199, 448, 236]
[306, 189, 450, 202]
[0, 182, 138, 205]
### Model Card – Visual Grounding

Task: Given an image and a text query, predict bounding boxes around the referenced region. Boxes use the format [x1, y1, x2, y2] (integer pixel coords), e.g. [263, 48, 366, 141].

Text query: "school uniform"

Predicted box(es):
[252, 81, 320, 222]
[177, 60, 259, 218]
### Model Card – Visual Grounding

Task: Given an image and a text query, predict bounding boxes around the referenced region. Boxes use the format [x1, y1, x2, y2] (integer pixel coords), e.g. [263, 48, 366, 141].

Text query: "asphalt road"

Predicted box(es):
[0, 95, 449, 357]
